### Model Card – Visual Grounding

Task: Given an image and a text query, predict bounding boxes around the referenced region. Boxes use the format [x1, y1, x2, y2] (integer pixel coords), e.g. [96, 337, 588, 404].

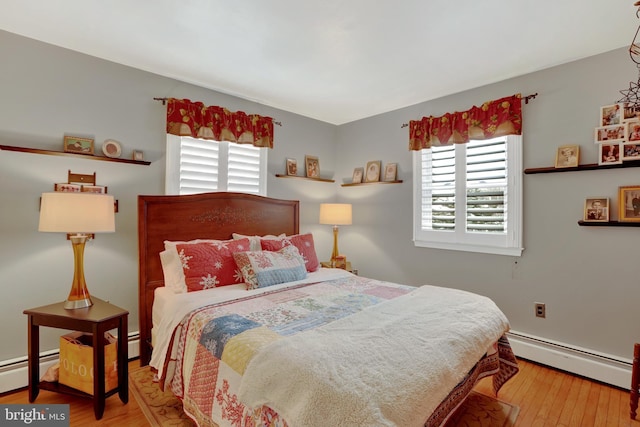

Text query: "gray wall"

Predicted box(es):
[0, 29, 637, 371]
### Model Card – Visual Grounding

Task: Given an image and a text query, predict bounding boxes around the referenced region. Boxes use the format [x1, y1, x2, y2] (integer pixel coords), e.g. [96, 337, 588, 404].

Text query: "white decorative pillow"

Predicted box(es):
[233, 245, 307, 290]
[232, 233, 285, 251]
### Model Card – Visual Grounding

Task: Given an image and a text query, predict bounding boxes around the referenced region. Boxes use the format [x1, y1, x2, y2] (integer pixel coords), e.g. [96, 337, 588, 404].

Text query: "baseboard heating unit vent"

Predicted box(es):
[507, 330, 632, 389]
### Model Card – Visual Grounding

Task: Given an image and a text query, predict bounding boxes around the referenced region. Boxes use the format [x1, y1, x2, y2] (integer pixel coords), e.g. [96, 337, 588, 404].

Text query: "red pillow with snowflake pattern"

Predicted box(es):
[175, 238, 251, 291]
[260, 233, 319, 272]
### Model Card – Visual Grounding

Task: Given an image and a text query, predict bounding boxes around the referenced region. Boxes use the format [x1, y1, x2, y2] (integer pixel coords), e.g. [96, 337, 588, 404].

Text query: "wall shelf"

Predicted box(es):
[577, 220, 640, 227]
[0, 144, 151, 165]
[275, 174, 334, 183]
[341, 180, 403, 187]
[524, 160, 640, 174]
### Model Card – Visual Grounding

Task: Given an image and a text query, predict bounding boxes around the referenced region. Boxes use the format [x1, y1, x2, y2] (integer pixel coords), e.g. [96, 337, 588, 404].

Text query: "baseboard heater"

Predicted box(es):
[507, 330, 632, 390]
[0, 332, 140, 395]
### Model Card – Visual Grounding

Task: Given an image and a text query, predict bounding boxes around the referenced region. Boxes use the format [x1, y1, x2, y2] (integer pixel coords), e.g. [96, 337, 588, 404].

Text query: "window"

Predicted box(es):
[165, 134, 267, 195]
[412, 135, 523, 256]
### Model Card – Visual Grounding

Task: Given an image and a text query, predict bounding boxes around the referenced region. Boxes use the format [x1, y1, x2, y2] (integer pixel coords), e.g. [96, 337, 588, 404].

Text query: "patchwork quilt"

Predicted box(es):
[159, 274, 518, 427]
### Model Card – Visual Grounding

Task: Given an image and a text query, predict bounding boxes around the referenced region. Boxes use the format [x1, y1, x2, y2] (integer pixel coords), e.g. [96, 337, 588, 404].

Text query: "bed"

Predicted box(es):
[138, 191, 519, 427]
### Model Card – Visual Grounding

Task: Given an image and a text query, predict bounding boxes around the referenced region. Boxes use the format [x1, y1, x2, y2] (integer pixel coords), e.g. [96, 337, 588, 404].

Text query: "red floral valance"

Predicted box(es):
[408, 94, 522, 150]
[166, 98, 274, 148]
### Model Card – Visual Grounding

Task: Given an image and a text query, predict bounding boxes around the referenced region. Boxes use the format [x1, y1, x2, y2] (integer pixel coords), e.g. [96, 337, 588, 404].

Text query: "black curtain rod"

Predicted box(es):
[400, 92, 538, 128]
[153, 97, 282, 126]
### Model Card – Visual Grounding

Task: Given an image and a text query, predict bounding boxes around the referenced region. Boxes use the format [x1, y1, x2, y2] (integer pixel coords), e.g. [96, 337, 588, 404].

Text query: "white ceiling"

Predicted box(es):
[1, 1, 638, 124]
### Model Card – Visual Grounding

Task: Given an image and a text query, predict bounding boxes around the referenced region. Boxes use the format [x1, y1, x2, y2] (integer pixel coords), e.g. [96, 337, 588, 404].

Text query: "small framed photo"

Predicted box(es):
[286, 158, 297, 176]
[63, 136, 94, 155]
[622, 142, 640, 161]
[352, 167, 364, 183]
[583, 198, 609, 222]
[618, 185, 640, 222]
[54, 183, 81, 192]
[594, 124, 625, 144]
[626, 119, 640, 142]
[305, 155, 319, 178]
[554, 145, 579, 168]
[365, 160, 381, 182]
[81, 185, 107, 194]
[600, 104, 623, 126]
[598, 143, 622, 165]
[623, 103, 640, 122]
[132, 150, 144, 161]
[383, 163, 398, 181]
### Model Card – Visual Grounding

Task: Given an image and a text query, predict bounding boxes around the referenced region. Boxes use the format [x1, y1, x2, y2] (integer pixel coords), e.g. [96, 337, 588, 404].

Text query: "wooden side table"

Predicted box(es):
[320, 261, 357, 275]
[24, 297, 129, 420]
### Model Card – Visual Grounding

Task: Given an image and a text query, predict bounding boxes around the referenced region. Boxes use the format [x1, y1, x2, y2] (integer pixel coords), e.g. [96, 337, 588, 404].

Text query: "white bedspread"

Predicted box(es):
[238, 284, 510, 427]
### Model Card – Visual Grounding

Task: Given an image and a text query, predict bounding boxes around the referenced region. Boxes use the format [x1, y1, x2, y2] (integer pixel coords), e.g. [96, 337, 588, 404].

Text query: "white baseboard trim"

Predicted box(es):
[0, 333, 140, 395]
[507, 330, 632, 389]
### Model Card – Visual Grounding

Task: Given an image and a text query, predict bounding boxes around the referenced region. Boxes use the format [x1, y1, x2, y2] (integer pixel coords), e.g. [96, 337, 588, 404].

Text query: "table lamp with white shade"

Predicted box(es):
[39, 192, 115, 309]
[319, 203, 352, 266]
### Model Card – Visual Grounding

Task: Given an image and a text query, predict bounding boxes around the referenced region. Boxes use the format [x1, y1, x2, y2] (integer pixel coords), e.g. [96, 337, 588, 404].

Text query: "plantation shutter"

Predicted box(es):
[465, 138, 507, 234]
[176, 137, 265, 195]
[419, 137, 507, 234]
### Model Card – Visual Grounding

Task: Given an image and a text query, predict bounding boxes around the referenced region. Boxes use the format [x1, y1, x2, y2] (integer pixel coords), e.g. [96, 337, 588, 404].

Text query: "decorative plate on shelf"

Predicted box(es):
[102, 139, 122, 158]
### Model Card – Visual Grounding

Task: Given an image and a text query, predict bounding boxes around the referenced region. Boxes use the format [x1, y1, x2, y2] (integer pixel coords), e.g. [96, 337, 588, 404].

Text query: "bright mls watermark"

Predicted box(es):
[0, 404, 69, 426]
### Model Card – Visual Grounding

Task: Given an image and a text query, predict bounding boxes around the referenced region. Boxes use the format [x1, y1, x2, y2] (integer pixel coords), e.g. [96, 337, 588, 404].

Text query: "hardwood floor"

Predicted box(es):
[0, 357, 637, 426]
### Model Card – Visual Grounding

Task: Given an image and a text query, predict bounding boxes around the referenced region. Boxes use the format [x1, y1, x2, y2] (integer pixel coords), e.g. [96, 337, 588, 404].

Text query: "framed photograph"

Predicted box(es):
[583, 198, 609, 222]
[594, 124, 625, 144]
[286, 158, 297, 176]
[352, 167, 364, 183]
[63, 136, 94, 155]
[598, 143, 622, 165]
[54, 183, 81, 192]
[626, 119, 640, 142]
[365, 160, 381, 182]
[619, 185, 640, 222]
[305, 155, 319, 178]
[622, 142, 640, 161]
[600, 104, 623, 126]
[101, 139, 122, 158]
[132, 150, 144, 161]
[623, 103, 640, 122]
[81, 185, 107, 194]
[554, 145, 579, 168]
[383, 163, 398, 181]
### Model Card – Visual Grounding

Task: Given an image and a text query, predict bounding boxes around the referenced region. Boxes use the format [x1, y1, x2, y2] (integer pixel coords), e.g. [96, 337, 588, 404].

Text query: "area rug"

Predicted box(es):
[130, 366, 518, 427]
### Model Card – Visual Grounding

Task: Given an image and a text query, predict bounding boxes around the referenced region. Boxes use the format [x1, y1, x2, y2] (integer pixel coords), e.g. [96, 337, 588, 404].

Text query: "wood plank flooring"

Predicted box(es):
[0, 357, 638, 426]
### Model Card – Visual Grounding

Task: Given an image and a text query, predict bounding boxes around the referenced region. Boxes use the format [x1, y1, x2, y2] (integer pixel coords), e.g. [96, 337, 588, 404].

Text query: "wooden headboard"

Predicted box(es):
[137, 192, 299, 366]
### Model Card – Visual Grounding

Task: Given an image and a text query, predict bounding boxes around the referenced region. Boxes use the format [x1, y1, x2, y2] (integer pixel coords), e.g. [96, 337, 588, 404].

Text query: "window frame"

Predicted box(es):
[412, 135, 523, 256]
[165, 134, 267, 196]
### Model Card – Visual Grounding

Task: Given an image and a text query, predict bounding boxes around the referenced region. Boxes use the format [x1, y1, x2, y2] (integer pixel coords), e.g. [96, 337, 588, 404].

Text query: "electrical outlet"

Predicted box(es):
[535, 303, 546, 318]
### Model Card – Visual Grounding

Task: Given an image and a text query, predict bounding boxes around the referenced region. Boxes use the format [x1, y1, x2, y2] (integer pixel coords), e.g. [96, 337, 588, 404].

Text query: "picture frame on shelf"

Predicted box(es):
[352, 167, 363, 183]
[622, 142, 640, 161]
[63, 136, 94, 155]
[598, 143, 622, 165]
[594, 124, 625, 144]
[583, 198, 609, 222]
[132, 150, 144, 161]
[554, 145, 579, 168]
[54, 183, 81, 192]
[305, 155, 320, 178]
[600, 104, 623, 126]
[618, 185, 640, 222]
[383, 163, 398, 181]
[286, 158, 297, 176]
[81, 185, 107, 194]
[364, 160, 381, 182]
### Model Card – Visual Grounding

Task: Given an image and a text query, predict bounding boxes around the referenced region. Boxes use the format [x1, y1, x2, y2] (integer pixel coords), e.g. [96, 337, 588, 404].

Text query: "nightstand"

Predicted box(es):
[320, 261, 357, 275]
[24, 297, 129, 420]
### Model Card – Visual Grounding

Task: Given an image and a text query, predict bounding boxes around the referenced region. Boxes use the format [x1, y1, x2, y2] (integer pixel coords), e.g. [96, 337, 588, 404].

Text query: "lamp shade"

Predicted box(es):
[39, 192, 115, 234]
[319, 203, 352, 225]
